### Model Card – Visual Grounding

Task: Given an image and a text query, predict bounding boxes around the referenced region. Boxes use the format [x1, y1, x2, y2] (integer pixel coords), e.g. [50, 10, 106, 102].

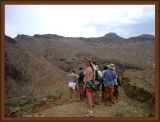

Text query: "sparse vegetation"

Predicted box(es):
[6, 101, 19, 108]
[47, 95, 56, 100]
[5, 33, 154, 117]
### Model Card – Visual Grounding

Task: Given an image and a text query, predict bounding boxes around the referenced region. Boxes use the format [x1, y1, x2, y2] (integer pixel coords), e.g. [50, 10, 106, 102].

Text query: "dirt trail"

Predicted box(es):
[23, 89, 150, 117]
[10, 69, 154, 118]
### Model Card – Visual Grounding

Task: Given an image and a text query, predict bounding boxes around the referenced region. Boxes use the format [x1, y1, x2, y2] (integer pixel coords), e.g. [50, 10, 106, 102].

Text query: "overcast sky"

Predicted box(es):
[5, 5, 155, 38]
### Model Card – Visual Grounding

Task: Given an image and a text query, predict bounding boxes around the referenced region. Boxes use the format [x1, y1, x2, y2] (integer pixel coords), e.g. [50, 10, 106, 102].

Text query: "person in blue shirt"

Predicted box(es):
[103, 63, 117, 106]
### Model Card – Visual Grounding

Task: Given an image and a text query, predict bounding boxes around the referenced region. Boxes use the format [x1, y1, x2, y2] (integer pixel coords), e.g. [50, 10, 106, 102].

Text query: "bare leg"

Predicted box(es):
[79, 84, 83, 100]
[110, 93, 114, 104]
[73, 89, 76, 101]
[94, 92, 99, 104]
[70, 88, 73, 102]
[86, 91, 93, 111]
[113, 96, 116, 103]
[91, 92, 96, 105]
[111, 87, 114, 104]
[102, 91, 104, 102]
[104, 87, 108, 105]
[109, 93, 114, 105]
[75, 87, 79, 99]
[116, 96, 118, 102]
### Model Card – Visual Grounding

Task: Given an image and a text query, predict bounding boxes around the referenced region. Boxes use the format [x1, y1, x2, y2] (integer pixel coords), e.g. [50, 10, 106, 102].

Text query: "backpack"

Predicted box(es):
[95, 70, 99, 81]
[78, 71, 84, 83]
[95, 70, 102, 81]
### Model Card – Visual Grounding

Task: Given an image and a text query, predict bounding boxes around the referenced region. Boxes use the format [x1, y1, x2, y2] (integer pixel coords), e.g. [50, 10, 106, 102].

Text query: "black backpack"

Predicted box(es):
[78, 71, 84, 83]
[95, 70, 99, 81]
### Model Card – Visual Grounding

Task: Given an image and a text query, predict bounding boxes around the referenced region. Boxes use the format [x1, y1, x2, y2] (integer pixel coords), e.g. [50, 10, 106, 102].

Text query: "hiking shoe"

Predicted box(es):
[83, 112, 93, 117]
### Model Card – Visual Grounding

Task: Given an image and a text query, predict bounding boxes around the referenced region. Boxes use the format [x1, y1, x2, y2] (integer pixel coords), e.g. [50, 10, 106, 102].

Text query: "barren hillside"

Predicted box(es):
[5, 33, 155, 117]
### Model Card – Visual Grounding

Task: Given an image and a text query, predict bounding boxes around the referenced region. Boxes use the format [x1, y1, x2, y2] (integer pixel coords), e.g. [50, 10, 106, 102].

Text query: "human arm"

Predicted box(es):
[66, 74, 68, 80]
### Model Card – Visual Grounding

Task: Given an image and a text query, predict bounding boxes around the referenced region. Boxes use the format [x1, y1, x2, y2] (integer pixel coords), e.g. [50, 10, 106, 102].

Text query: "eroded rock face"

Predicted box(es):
[121, 71, 154, 108]
[123, 82, 154, 104]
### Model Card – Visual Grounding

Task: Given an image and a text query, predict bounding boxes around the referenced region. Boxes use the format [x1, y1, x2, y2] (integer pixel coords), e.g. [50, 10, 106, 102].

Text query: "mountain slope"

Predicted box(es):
[5, 33, 155, 117]
[5, 36, 67, 113]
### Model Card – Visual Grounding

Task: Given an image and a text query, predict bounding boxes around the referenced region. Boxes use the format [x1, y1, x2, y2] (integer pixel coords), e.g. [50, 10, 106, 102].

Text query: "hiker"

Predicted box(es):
[93, 61, 102, 91]
[113, 74, 122, 103]
[67, 70, 79, 102]
[101, 65, 108, 102]
[78, 67, 85, 100]
[91, 61, 102, 105]
[83, 58, 97, 117]
[103, 63, 117, 106]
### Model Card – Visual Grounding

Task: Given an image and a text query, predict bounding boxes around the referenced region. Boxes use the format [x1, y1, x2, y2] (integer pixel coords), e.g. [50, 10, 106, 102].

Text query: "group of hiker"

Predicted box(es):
[67, 58, 122, 117]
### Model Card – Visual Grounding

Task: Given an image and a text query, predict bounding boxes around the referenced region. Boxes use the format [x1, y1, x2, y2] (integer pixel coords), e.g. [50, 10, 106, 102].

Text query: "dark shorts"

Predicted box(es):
[113, 86, 121, 96]
[113, 91, 120, 96]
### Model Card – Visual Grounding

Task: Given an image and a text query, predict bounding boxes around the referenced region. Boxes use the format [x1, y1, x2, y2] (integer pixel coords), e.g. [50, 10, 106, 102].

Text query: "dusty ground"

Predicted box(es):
[23, 88, 151, 117]
[7, 69, 154, 118]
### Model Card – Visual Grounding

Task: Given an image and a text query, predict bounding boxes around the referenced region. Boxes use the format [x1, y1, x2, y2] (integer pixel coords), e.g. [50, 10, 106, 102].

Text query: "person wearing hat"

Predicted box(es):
[103, 63, 117, 106]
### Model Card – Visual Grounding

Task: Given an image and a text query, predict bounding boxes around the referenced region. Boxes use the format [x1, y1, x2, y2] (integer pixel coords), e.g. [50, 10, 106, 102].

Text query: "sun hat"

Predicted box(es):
[107, 63, 116, 70]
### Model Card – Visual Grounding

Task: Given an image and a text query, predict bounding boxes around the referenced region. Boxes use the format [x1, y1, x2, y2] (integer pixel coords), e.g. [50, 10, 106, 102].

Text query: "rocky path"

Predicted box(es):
[23, 89, 150, 117]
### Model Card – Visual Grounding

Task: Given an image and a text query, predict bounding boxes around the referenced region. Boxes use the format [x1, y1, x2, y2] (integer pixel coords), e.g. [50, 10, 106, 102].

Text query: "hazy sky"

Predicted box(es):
[5, 5, 155, 38]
